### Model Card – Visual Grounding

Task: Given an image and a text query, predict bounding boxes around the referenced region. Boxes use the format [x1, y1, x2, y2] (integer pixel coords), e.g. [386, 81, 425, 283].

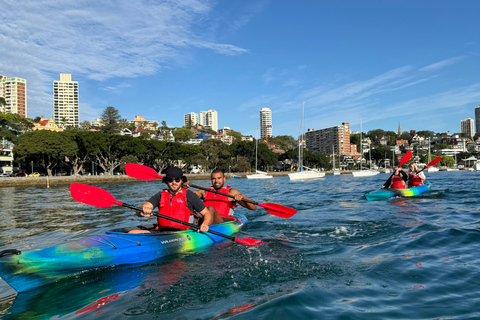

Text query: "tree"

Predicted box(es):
[440, 155, 455, 167]
[399, 132, 411, 141]
[60, 117, 69, 128]
[13, 130, 78, 176]
[173, 127, 194, 142]
[100, 106, 121, 134]
[199, 139, 231, 171]
[80, 121, 91, 131]
[417, 130, 434, 138]
[227, 130, 242, 141]
[0, 97, 5, 112]
[268, 135, 297, 150]
[119, 119, 129, 130]
[0, 112, 34, 144]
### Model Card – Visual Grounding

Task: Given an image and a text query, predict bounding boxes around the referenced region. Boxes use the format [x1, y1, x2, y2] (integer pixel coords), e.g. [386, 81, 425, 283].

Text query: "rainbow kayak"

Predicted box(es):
[0, 214, 247, 293]
[365, 183, 431, 201]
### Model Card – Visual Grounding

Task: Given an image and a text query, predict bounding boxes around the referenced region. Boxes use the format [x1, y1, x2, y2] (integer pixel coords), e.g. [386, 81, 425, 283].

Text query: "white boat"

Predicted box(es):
[246, 170, 273, 179]
[352, 119, 379, 177]
[288, 102, 325, 181]
[247, 130, 273, 179]
[352, 169, 380, 177]
[332, 146, 341, 175]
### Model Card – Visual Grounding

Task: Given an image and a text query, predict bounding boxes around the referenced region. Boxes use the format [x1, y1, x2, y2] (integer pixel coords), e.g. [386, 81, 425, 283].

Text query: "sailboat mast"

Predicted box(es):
[360, 119, 363, 170]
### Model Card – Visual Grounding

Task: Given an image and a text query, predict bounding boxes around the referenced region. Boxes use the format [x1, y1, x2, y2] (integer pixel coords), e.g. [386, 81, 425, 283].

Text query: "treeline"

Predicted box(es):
[11, 130, 329, 176]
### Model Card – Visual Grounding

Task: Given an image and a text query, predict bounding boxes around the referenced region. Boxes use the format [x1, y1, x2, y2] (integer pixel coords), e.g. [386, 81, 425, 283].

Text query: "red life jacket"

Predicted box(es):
[203, 186, 237, 218]
[391, 175, 406, 189]
[157, 189, 193, 230]
[408, 173, 422, 187]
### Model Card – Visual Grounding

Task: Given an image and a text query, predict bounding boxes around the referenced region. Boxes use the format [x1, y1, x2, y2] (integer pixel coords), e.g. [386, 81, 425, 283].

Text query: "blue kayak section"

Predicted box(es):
[365, 183, 431, 201]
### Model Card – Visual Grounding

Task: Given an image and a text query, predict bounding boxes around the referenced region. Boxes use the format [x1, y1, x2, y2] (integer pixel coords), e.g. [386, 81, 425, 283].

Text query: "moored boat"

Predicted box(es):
[0, 214, 247, 293]
[365, 183, 431, 201]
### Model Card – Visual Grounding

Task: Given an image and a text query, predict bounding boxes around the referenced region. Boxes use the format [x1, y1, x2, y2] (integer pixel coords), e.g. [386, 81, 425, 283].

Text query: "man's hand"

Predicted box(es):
[137, 202, 154, 217]
[199, 223, 209, 232]
[233, 193, 244, 202]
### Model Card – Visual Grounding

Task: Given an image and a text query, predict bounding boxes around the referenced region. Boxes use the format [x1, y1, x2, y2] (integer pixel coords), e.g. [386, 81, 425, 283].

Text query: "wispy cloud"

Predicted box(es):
[419, 56, 464, 72]
[0, 0, 248, 117]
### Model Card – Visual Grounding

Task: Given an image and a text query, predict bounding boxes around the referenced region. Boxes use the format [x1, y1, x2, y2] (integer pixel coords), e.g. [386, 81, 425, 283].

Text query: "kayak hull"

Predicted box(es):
[0, 214, 247, 293]
[365, 184, 431, 201]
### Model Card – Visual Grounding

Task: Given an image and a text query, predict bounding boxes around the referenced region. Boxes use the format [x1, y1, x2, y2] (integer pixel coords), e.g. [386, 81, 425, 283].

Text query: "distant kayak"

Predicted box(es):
[365, 183, 431, 201]
[0, 214, 247, 293]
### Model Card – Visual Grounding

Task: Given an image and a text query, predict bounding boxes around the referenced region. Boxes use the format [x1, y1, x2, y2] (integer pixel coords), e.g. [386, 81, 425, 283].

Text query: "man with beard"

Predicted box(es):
[192, 169, 257, 219]
[129, 166, 222, 233]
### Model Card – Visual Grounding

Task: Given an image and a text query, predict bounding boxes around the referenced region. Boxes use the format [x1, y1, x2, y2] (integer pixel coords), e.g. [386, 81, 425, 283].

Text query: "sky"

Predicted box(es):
[1, 0, 479, 138]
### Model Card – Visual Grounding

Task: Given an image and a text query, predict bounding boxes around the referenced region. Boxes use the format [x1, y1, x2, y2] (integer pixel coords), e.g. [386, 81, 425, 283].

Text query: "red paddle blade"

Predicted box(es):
[235, 238, 264, 246]
[70, 183, 120, 208]
[425, 156, 441, 168]
[125, 163, 162, 181]
[400, 151, 412, 166]
[258, 203, 297, 218]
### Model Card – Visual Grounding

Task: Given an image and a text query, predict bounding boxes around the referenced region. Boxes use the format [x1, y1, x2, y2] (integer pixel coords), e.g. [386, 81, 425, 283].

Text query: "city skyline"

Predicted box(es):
[1, 1, 480, 137]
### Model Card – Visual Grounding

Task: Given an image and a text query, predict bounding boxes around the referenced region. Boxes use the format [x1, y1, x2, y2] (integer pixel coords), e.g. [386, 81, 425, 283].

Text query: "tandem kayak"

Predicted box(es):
[365, 183, 431, 201]
[0, 213, 247, 293]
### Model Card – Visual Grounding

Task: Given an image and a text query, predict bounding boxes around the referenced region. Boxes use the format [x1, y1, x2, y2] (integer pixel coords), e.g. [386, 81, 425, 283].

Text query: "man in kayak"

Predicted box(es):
[381, 165, 408, 189]
[129, 167, 223, 233]
[407, 163, 426, 187]
[192, 169, 257, 218]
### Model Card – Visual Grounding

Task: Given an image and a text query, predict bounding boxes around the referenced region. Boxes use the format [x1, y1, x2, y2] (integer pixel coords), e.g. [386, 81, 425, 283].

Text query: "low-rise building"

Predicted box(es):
[32, 116, 63, 132]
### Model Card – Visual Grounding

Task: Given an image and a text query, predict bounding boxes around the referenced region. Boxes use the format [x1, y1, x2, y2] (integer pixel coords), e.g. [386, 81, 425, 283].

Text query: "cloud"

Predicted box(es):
[0, 0, 248, 117]
[419, 56, 464, 72]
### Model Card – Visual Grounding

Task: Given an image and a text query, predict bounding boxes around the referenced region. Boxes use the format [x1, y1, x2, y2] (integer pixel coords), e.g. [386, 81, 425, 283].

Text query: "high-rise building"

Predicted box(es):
[0, 75, 27, 117]
[199, 109, 218, 132]
[259, 108, 272, 139]
[306, 122, 352, 156]
[53, 73, 79, 127]
[461, 118, 474, 138]
[184, 112, 198, 127]
[475, 106, 480, 136]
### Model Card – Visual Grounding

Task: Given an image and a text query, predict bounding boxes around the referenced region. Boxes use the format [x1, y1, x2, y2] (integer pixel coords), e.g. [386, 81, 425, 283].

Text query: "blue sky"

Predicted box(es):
[1, 0, 479, 138]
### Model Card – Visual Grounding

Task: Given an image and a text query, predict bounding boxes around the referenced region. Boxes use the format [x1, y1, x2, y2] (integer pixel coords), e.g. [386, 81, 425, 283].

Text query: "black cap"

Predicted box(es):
[162, 167, 187, 183]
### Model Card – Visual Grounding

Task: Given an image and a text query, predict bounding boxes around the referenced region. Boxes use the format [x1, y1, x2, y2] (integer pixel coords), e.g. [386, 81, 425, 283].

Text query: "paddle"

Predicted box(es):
[125, 163, 297, 219]
[70, 183, 263, 246]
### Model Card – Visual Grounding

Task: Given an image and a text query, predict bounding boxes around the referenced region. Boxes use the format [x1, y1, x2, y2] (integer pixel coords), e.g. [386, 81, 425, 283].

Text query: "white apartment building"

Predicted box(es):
[259, 108, 272, 139]
[199, 109, 218, 132]
[53, 73, 79, 128]
[0, 75, 27, 117]
[184, 112, 199, 127]
[461, 118, 474, 138]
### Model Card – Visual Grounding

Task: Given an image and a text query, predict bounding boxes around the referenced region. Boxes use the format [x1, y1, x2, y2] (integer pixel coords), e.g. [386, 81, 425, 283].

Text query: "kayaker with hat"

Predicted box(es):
[191, 169, 257, 218]
[129, 166, 223, 233]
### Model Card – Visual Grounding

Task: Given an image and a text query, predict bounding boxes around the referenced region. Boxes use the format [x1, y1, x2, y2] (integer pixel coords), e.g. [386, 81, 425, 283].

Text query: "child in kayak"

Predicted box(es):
[381, 166, 408, 189]
[407, 163, 426, 187]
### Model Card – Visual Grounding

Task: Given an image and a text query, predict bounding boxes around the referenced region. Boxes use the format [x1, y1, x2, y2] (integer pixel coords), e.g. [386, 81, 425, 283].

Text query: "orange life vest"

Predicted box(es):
[203, 186, 237, 218]
[391, 175, 406, 189]
[408, 173, 422, 187]
[157, 189, 193, 230]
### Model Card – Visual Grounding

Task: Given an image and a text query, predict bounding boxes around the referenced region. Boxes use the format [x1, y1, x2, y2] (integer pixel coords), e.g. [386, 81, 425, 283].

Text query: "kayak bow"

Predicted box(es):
[0, 214, 247, 293]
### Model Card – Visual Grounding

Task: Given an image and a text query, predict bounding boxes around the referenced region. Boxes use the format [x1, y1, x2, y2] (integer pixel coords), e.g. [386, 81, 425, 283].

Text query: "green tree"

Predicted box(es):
[100, 106, 121, 134]
[417, 130, 435, 138]
[440, 155, 455, 167]
[200, 139, 231, 171]
[119, 119, 129, 130]
[173, 127, 194, 142]
[0, 112, 34, 144]
[80, 120, 91, 131]
[227, 130, 242, 141]
[269, 135, 297, 150]
[60, 117, 69, 128]
[399, 132, 411, 141]
[13, 130, 78, 176]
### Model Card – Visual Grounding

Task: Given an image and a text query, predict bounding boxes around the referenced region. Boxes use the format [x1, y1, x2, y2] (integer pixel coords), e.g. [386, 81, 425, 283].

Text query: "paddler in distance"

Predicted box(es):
[381, 165, 408, 189]
[190, 169, 257, 218]
[129, 166, 223, 233]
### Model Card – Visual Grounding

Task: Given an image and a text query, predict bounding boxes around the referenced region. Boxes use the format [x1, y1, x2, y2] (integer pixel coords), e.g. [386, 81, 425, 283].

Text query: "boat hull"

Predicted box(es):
[365, 184, 431, 201]
[0, 214, 247, 292]
[288, 171, 325, 180]
[352, 170, 380, 177]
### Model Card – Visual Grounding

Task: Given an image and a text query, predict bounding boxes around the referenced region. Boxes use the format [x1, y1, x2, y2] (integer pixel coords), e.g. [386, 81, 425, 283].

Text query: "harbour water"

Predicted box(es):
[1, 171, 479, 319]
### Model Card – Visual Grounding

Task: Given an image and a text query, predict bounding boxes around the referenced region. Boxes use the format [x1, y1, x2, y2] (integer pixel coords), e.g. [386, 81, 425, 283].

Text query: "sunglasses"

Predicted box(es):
[167, 177, 182, 183]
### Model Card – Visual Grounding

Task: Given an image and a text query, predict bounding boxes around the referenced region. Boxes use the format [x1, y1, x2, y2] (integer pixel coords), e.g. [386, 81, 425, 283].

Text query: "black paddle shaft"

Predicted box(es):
[121, 202, 236, 242]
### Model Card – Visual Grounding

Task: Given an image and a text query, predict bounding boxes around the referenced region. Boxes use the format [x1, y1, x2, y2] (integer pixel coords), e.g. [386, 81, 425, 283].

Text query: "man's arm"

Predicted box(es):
[230, 188, 257, 210]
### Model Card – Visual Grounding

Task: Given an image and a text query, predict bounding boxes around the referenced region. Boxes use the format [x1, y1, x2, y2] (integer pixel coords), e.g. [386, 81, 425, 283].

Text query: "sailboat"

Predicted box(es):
[332, 146, 341, 175]
[352, 119, 380, 177]
[288, 102, 325, 180]
[246, 131, 273, 179]
[426, 138, 439, 173]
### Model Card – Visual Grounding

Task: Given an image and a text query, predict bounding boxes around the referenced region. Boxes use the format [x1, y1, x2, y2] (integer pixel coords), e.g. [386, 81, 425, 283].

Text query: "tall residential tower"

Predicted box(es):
[53, 73, 79, 128]
[259, 108, 272, 139]
[475, 106, 480, 137]
[461, 118, 474, 138]
[184, 112, 199, 127]
[199, 109, 218, 132]
[0, 75, 27, 117]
